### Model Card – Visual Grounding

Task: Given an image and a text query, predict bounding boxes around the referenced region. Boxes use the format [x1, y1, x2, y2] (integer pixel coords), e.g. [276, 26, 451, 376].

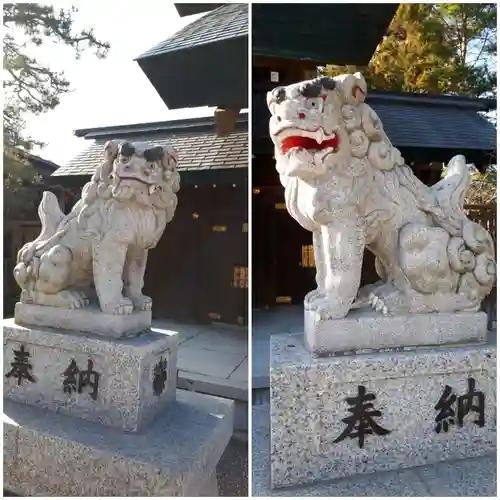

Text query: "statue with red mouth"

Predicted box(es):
[14, 140, 180, 315]
[267, 73, 496, 319]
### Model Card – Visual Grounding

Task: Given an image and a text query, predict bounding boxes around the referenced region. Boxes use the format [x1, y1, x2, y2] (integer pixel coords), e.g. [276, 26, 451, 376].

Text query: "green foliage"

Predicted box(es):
[3, 149, 44, 222]
[441, 165, 497, 205]
[325, 3, 497, 98]
[3, 3, 110, 221]
[3, 3, 110, 150]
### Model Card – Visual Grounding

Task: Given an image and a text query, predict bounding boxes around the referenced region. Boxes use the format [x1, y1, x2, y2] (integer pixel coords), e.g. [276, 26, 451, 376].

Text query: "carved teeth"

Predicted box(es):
[316, 129, 325, 144]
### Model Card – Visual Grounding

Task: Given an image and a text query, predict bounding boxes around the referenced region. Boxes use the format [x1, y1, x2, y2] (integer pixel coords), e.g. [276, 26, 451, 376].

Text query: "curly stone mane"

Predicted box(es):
[59, 140, 180, 244]
[13, 139, 181, 315]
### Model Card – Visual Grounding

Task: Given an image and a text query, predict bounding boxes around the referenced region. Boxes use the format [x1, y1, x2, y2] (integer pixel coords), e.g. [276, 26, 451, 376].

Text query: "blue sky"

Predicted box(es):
[18, 2, 213, 166]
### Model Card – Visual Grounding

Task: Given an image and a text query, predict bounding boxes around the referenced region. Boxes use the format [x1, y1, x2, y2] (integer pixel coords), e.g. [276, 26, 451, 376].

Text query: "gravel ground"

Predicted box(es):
[216, 437, 249, 497]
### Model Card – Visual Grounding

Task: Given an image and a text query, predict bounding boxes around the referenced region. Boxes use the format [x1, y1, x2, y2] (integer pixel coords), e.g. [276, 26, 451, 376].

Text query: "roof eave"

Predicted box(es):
[135, 36, 248, 110]
[369, 91, 497, 111]
[174, 4, 223, 17]
[74, 113, 249, 139]
[134, 33, 246, 62]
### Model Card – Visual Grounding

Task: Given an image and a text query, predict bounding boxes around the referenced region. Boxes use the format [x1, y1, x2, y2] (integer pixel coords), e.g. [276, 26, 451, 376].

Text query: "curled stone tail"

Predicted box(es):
[431, 155, 470, 235]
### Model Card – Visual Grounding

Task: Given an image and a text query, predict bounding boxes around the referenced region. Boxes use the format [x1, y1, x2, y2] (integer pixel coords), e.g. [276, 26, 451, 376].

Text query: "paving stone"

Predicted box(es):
[182, 329, 247, 355]
[177, 371, 247, 401]
[153, 319, 203, 344]
[178, 346, 245, 378]
[415, 453, 497, 497]
[229, 358, 248, 382]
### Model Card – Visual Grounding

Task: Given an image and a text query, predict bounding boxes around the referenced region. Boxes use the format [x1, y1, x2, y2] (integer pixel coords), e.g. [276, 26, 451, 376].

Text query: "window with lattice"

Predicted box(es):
[233, 267, 248, 289]
[302, 245, 315, 268]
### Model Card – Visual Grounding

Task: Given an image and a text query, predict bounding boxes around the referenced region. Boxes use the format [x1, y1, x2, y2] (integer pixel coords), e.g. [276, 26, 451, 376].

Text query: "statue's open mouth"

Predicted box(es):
[117, 175, 153, 186]
[281, 135, 340, 154]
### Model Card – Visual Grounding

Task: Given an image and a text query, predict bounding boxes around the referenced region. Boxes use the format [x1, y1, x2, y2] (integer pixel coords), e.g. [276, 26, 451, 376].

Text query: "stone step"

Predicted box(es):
[4, 390, 234, 497]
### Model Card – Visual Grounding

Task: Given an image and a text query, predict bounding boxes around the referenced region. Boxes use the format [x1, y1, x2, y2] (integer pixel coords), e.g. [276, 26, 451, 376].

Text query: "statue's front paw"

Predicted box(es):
[102, 297, 134, 315]
[369, 293, 389, 315]
[313, 297, 351, 320]
[132, 294, 152, 311]
[304, 289, 323, 309]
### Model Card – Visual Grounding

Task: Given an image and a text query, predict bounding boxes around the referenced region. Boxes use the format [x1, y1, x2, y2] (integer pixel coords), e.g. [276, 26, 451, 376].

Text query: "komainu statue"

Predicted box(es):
[14, 140, 180, 315]
[267, 73, 496, 319]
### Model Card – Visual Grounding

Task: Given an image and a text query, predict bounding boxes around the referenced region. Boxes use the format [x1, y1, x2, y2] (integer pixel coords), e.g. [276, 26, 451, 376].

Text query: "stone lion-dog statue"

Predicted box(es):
[267, 73, 496, 318]
[14, 140, 180, 315]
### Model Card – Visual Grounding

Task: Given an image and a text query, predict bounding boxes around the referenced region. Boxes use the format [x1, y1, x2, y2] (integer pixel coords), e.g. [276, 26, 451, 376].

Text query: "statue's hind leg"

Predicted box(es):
[29, 289, 89, 309]
[22, 245, 89, 309]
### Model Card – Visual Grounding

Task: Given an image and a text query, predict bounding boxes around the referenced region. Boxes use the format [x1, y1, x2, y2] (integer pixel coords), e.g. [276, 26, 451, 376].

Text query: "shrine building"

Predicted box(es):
[51, 4, 249, 326]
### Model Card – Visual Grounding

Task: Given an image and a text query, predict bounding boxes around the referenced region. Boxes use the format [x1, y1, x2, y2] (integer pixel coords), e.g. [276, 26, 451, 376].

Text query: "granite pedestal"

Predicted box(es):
[270, 333, 496, 489]
[4, 390, 233, 496]
[305, 308, 488, 356]
[3, 318, 234, 496]
[252, 405, 497, 497]
[14, 302, 151, 338]
[4, 320, 178, 432]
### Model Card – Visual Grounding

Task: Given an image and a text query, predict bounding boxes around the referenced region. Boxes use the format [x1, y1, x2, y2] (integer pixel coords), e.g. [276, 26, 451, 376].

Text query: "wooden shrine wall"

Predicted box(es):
[144, 184, 248, 325]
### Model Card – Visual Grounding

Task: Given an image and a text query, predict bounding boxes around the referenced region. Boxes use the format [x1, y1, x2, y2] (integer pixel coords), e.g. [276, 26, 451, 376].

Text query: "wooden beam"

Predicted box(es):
[214, 107, 240, 136]
[253, 55, 321, 72]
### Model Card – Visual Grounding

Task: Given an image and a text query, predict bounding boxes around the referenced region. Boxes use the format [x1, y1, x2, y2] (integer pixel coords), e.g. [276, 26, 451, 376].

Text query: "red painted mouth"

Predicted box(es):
[281, 135, 340, 154]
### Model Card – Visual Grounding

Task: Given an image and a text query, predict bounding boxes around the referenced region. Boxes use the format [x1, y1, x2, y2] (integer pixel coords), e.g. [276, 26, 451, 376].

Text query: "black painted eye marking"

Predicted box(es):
[119, 141, 135, 157]
[272, 87, 286, 104]
[300, 77, 336, 97]
[300, 81, 323, 98]
[319, 76, 336, 90]
[144, 146, 164, 162]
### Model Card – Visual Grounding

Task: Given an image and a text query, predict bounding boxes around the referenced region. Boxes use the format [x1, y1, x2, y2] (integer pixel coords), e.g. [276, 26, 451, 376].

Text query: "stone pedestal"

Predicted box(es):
[4, 319, 177, 432]
[14, 302, 152, 338]
[270, 333, 496, 489]
[4, 390, 233, 496]
[305, 308, 488, 356]
[3, 318, 234, 496]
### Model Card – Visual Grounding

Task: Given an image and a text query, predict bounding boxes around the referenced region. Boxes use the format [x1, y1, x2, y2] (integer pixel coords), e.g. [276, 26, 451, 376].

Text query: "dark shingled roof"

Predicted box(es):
[136, 3, 248, 60]
[14, 149, 61, 175]
[53, 115, 248, 177]
[372, 98, 496, 151]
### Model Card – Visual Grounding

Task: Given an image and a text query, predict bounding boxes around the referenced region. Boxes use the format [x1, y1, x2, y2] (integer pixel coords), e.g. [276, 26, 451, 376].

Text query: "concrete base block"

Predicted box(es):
[15, 302, 152, 338]
[4, 390, 234, 497]
[305, 308, 488, 355]
[270, 334, 496, 489]
[4, 319, 178, 432]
